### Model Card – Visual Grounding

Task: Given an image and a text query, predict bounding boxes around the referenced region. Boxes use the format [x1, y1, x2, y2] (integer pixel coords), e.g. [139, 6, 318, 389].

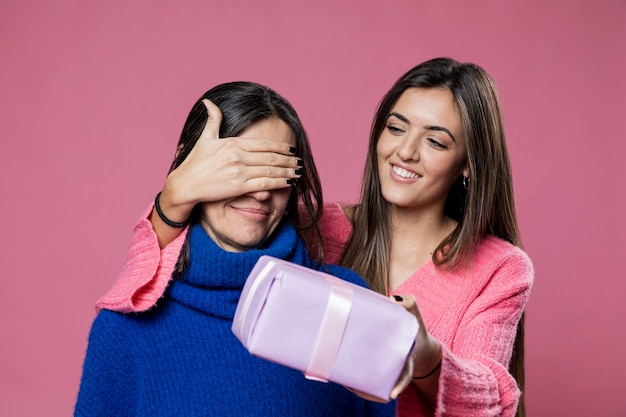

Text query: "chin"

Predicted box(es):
[381, 190, 409, 205]
[231, 235, 268, 250]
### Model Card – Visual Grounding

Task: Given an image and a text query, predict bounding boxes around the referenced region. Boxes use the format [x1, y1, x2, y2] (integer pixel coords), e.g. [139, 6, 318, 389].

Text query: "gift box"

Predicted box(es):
[232, 255, 419, 400]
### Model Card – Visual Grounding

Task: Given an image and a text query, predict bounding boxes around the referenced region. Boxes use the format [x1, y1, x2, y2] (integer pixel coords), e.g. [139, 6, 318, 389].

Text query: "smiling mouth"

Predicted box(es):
[392, 165, 420, 179]
[231, 206, 272, 220]
[236, 207, 270, 214]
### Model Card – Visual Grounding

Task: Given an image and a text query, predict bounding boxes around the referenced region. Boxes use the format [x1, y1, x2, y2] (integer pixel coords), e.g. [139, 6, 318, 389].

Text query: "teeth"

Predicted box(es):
[392, 165, 419, 179]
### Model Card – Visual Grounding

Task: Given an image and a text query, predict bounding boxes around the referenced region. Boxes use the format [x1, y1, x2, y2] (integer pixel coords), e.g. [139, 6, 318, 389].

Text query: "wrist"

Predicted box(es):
[163, 172, 198, 209]
[412, 359, 441, 380]
[154, 191, 191, 228]
[412, 341, 442, 379]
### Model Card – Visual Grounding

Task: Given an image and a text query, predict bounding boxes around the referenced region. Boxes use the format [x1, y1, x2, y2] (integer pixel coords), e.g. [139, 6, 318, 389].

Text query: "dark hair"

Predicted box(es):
[171, 81, 324, 271]
[339, 58, 526, 416]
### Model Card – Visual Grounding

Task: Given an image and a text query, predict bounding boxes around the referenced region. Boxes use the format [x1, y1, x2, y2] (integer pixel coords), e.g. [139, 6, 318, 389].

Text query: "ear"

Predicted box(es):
[462, 165, 470, 179]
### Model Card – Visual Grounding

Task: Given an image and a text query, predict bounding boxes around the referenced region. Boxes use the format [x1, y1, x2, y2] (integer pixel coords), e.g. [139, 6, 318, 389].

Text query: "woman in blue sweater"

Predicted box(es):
[75, 81, 395, 416]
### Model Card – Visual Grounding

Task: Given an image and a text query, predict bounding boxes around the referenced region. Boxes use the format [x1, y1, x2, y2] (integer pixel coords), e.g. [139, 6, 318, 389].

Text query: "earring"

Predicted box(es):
[462, 176, 470, 190]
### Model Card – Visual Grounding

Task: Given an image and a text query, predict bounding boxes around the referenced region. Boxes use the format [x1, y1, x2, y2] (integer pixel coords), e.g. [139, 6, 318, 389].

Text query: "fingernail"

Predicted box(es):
[286, 179, 293, 185]
[294, 169, 302, 175]
[393, 295, 403, 302]
[289, 146, 296, 154]
[296, 158, 304, 166]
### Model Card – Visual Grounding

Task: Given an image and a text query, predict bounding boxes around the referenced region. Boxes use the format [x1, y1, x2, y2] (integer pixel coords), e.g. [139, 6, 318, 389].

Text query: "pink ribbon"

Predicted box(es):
[304, 278, 354, 382]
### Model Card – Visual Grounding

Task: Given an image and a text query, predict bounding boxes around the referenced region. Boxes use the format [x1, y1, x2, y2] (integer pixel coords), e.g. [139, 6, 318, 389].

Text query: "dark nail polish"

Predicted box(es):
[297, 158, 304, 166]
[289, 146, 296, 154]
[294, 169, 302, 175]
[393, 295, 403, 302]
[286, 179, 293, 185]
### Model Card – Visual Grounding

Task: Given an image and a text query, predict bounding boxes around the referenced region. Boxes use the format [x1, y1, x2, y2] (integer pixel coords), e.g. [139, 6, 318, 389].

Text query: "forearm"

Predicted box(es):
[150, 205, 188, 249]
[151, 178, 197, 249]
[410, 341, 442, 409]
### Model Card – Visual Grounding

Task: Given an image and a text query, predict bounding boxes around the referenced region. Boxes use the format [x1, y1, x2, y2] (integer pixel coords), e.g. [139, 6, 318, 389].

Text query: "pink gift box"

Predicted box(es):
[232, 255, 419, 400]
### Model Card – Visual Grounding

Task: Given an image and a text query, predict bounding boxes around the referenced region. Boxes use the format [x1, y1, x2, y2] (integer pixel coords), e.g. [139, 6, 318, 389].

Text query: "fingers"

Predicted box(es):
[201, 99, 222, 139]
[236, 177, 298, 196]
[389, 372, 413, 400]
[391, 344, 415, 399]
[388, 294, 417, 400]
[241, 166, 302, 183]
[391, 294, 421, 318]
[390, 293, 442, 388]
[234, 136, 298, 158]
[231, 144, 303, 170]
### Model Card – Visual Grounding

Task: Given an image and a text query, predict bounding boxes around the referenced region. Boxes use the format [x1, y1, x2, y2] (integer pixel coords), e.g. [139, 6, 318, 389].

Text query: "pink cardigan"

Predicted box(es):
[97, 202, 533, 417]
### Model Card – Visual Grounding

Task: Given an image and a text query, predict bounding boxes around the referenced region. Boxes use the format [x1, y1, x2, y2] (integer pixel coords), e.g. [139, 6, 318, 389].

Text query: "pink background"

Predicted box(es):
[2, 1, 625, 416]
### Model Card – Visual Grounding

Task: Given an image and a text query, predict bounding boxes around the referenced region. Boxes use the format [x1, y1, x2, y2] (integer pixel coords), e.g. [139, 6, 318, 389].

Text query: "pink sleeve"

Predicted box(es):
[434, 252, 533, 416]
[95, 205, 188, 313]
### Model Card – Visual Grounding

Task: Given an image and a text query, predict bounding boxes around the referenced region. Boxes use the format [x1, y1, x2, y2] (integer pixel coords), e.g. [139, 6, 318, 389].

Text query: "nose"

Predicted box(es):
[395, 135, 420, 161]
[246, 190, 272, 201]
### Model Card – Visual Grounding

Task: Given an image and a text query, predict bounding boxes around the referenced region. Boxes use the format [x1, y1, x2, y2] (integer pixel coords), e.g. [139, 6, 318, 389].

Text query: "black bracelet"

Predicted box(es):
[412, 359, 442, 380]
[154, 192, 189, 228]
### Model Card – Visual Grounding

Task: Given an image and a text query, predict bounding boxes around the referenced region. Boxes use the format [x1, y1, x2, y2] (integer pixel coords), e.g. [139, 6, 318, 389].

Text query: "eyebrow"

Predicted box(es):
[388, 112, 457, 143]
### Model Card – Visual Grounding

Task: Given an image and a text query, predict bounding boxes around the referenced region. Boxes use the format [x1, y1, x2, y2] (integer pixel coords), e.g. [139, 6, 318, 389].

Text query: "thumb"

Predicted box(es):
[200, 98, 223, 139]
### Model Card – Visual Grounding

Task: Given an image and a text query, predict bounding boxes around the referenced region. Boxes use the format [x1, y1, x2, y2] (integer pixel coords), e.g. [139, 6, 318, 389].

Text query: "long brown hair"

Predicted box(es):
[339, 58, 526, 416]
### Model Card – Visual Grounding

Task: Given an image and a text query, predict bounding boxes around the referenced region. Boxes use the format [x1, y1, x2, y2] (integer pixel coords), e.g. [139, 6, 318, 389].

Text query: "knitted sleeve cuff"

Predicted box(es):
[95, 204, 188, 313]
[434, 343, 520, 417]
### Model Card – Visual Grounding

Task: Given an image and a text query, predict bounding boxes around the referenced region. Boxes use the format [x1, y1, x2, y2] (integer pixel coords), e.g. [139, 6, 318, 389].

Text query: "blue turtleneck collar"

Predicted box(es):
[167, 220, 313, 319]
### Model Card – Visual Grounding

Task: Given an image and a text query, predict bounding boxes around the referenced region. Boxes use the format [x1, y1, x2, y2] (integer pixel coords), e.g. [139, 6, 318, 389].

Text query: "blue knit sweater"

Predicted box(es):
[75, 220, 396, 416]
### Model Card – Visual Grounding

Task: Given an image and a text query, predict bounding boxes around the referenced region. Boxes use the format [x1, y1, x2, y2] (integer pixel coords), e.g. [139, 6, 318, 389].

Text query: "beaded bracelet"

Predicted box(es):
[412, 359, 442, 380]
[154, 192, 189, 228]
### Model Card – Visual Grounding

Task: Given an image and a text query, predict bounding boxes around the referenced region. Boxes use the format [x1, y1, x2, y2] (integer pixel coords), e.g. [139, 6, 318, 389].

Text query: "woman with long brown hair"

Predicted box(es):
[339, 57, 532, 416]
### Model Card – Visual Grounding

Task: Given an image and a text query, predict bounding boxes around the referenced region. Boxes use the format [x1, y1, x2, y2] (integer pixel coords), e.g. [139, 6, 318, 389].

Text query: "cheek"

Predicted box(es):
[451, 154, 468, 178]
[199, 202, 221, 221]
[429, 151, 465, 176]
[376, 135, 392, 157]
[376, 141, 394, 171]
[273, 189, 292, 215]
